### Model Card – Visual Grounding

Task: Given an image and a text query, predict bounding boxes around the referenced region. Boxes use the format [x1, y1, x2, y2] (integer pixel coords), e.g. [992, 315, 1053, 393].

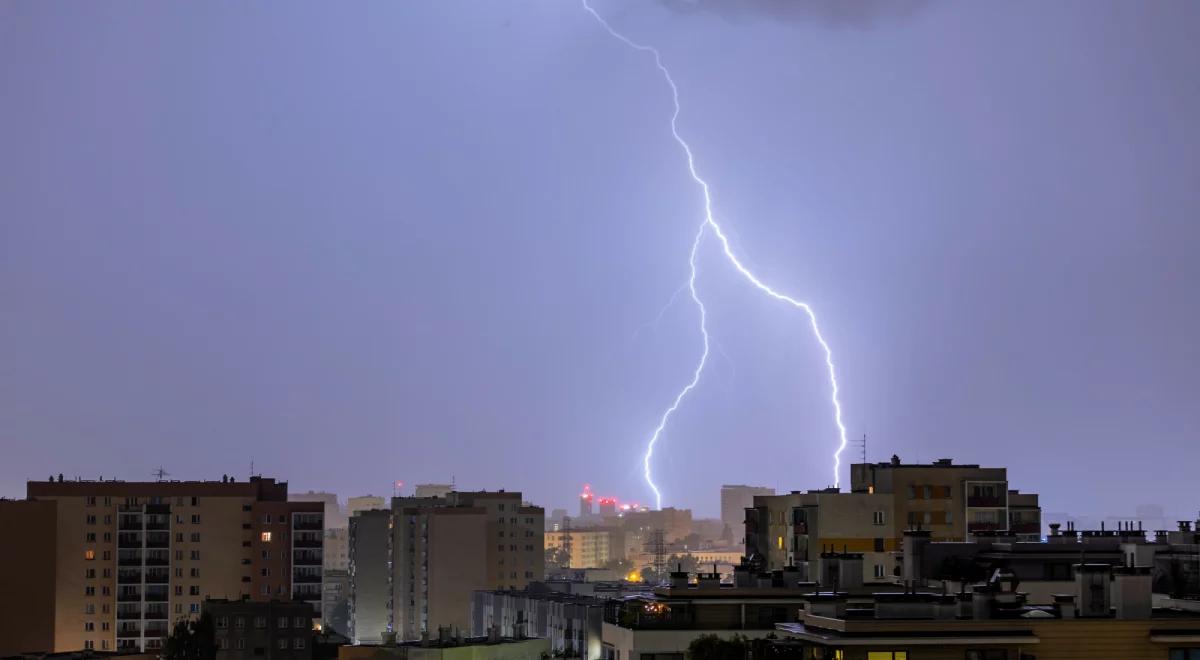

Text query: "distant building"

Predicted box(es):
[471, 588, 604, 659]
[347, 496, 387, 518]
[544, 527, 625, 569]
[349, 510, 393, 644]
[597, 498, 617, 519]
[289, 491, 347, 529]
[392, 491, 544, 640]
[413, 484, 453, 499]
[10, 476, 322, 653]
[206, 598, 313, 660]
[719, 485, 775, 543]
[325, 527, 350, 571]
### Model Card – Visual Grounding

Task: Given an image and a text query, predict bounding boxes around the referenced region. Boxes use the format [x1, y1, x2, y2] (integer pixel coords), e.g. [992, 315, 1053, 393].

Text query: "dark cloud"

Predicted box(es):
[659, 0, 932, 27]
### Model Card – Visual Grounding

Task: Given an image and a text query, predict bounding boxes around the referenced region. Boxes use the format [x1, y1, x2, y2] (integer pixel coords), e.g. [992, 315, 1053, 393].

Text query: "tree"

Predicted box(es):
[162, 612, 217, 660]
[686, 634, 749, 660]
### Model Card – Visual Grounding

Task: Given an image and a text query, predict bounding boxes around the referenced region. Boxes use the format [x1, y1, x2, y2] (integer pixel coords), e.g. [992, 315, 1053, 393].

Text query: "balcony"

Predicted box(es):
[293, 520, 323, 531]
[967, 495, 1004, 508]
[144, 605, 169, 620]
[117, 626, 141, 638]
[118, 557, 142, 567]
[117, 592, 142, 602]
[145, 520, 170, 531]
[145, 592, 168, 602]
[144, 557, 169, 567]
[967, 522, 1002, 533]
[144, 623, 169, 637]
[293, 538, 323, 548]
[117, 609, 141, 620]
[145, 569, 170, 584]
[118, 520, 142, 531]
[118, 571, 142, 584]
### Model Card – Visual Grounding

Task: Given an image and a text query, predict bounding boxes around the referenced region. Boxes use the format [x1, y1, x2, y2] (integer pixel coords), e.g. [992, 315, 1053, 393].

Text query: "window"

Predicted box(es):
[294, 638, 306, 649]
[190, 550, 200, 560]
[191, 497, 198, 506]
[103, 532, 111, 542]
[83, 641, 94, 650]
[867, 653, 907, 660]
[101, 622, 109, 631]
[176, 550, 184, 560]
[104, 515, 111, 524]
[874, 538, 885, 552]
[86, 532, 96, 542]
[189, 586, 200, 596]
[191, 514, 200, 524]
[217, 638, 228, 650]
[190, 603, 200, 613]
[85, 569, 95, 579]
[255, 616, 267, 628]
[102, 586, 110, 596]
[294, 616, 306, 628]
[277, 514, 286, 524]
[102, 568, 111, 578]
[85, 621, 95, 631]
[278, 639, 289, 650]
[175, 586, 183, 596]
[907, 485, 917, 499]
[261, 550, 270, 559]
[84, 550, 95, 560]
[261, 532, 272, 542]
[945, 510, 954, 524]
[175, 568, 183, 578]
[235, 639, 245, 650]
[873, 511, 886, 525]
[175, 604, 183, 614]
[776, 536, 784, 550]
[86, 515, 97, 525]
[261, 568, 271, 577]
[278, 616, 289, 628]
[86, 496, 97, 506]
[216, 616, 228, 629]
[1169, 651, 1200, 660]
[84, 603, 95, 614]
[190, 532, 200, 542]
[102, 551, 111, 560]
[236, 617, 246, 629]
[190, 568, 200, 578]
[261, 585, 270, 595]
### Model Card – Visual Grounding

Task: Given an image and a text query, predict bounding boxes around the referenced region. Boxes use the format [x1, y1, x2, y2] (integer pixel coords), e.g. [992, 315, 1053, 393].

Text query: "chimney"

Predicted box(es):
[669, 568, 689, 589]
[1054, 594, 1076, 619]
[902, 529, 932, 585]
[1074, 564, 1112, 617]
[1113, 566, 1152, 619]
[733, 563, 754, 588]
[1049, 523, 1061, 537]
[971, 585, 996, 620]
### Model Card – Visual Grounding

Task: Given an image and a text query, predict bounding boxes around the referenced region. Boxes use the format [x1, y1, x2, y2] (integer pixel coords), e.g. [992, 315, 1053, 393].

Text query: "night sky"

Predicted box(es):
[2, 1, 1197, 520]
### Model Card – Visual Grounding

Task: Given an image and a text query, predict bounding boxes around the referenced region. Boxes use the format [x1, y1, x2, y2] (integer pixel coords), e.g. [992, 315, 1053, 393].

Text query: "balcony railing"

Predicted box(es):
[145, 592, 168, 602]
[967, 522, 1002, 533]
[117, 609, 141, 620]
[117, 592, 142, 602]
[145, 570, 170, 584]
[967, 495, 1004, 508]
[293, 539, 323, 548]
[293, 520, 323, 531]
[1009, 522, 1040, 534]
[118, 572, 142, 584]
[145, 557, 169, 567]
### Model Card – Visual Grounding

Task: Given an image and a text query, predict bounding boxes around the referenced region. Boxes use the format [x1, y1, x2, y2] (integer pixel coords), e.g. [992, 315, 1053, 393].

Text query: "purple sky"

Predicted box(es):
[2, 1, 1197, 520]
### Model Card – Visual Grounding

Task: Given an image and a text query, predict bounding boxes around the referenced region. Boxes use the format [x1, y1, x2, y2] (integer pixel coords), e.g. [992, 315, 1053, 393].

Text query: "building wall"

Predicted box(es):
[207, 599, 313, 660]
[336, 639, 549, 660]
[601, 623, 777, 660]
[545, 528, 624, 569]
[0, 499, 58, 655]
[720, 486, 774, 544]
[426, 510, 488, 635]
[349, 509, 393, 644]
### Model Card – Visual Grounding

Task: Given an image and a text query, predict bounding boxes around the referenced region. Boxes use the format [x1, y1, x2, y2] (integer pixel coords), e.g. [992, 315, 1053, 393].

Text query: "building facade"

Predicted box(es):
[471, 589, 605, 660]
[544, 527, 625, 569]
[349, 509, 394, 644]
[719, 485, 775, 544]
[16, 476, 323, 653]
[206, 598, 314, 660]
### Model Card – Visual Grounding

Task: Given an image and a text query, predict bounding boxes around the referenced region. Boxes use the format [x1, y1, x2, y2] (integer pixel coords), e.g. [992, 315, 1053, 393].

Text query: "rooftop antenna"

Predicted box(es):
[249, 459, 255, 480]
[860, 432, 868, 465]
[152, 467, 169, 482]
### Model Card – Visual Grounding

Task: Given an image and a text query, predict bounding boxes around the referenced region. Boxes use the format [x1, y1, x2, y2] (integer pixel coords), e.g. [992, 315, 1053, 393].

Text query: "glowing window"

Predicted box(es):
[261, 532, 272, 542]
[776, 536, 784, 550]
[84, 550, 95, 560]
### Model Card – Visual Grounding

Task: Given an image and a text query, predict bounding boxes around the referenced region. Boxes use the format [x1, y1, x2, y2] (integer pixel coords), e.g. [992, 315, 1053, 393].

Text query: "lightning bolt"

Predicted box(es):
[583, 0, 850, 505]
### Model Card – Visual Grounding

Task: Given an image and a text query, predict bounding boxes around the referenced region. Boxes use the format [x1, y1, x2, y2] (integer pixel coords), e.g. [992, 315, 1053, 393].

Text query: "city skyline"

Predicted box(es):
[4, 1, 1199, 518]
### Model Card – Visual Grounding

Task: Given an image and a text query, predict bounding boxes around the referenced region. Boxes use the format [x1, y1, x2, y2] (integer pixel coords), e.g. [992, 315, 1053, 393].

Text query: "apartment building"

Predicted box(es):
[849, 456, 1042, 541]
[745, 489, 897, 583]
[544, 526, 625, 569]
[14, 476, 323, 653]
[392, 491, 544, 641]
[471, 588, 605, 659]
[0, 498, 58, 656]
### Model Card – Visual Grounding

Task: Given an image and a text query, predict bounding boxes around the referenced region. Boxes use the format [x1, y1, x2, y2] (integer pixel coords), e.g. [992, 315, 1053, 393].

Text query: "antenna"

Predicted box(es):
[152, 467, 170, 482]
[249, 459, 255, 480]
[860, 433, 868, 465]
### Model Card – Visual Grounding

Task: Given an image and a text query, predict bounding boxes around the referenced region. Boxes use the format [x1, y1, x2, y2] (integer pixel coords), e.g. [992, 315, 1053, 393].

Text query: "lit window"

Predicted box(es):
[866, 653, 907, 660]
[84, 550, 95, 560]
[776, 536, 784, 550]
[261, 532, 272, 542]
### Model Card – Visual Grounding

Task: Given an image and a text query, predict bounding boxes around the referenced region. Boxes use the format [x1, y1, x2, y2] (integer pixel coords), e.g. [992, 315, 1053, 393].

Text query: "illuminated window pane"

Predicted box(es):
[261, 532, 272, 542]
[84, 550, 95, 560]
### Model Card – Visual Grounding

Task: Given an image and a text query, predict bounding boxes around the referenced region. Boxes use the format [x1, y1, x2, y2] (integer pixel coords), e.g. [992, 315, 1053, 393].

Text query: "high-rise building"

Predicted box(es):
[13, 476, 323, 653]
[391, 491, 544, 640]
[720, 485, 775, 543]
[288, 491, 346, 529]
[348, 509, 392, 644]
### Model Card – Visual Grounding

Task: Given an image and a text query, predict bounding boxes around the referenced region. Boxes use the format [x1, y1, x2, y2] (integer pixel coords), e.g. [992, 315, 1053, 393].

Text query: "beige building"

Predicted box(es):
[389, 491, 544, 641]
[746, 489, 897, 583]
[849, 457, 1042, 542]
[9, 476, 323, 653]
[544, 526, 625, 569]
[347, 496, 387, 517]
